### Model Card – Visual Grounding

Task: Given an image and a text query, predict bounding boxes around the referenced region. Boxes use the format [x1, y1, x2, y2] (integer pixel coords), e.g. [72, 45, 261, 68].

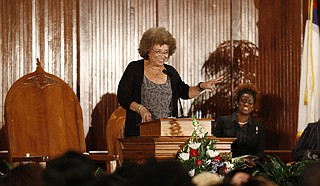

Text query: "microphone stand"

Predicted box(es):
[179, 99, 185, 118]
[163, 69, 185, 118]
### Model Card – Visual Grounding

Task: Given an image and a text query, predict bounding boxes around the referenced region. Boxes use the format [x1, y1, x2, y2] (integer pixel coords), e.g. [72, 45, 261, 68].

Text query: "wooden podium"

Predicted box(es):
[139, 118, 212, 136]
[119, 118, 236, 163]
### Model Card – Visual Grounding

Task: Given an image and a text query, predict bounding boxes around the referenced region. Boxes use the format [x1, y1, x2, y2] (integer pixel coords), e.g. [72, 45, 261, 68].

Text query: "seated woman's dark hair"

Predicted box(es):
[234, 83, 258, 103]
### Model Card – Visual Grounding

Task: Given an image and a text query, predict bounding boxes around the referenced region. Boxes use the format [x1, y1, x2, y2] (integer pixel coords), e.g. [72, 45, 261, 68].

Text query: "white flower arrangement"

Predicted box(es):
[177, 116, 237, 176]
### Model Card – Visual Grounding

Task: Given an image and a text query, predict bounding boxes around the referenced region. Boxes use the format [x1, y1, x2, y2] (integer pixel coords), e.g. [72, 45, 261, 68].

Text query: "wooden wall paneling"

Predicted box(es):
[79, 0, 157, 150]
[0, 0, 78, 150]
[165, 0, 232, 118]
[184, 0, 259, 120]
[256, 0, 302, 152]
[0, 0, 35, 137]
[36, 0, 78, 89]
[0, 1, 9, 131]
[0, 0, 306, 160]
[0, 0, 34, 103]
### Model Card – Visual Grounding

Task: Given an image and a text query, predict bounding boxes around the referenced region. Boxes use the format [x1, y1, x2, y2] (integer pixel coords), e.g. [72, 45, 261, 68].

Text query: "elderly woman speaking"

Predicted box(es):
[117, 27, 223, 137]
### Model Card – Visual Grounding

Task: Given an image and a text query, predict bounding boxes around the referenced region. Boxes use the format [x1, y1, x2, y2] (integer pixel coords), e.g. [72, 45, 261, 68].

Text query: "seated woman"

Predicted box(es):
[292, 120, 320, 161]
[213, 83, 265, 157]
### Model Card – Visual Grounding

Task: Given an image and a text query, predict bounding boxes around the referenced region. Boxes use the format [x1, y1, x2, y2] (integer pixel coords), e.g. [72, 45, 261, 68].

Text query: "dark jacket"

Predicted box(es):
[117, 59, 190, 137]
[213, 112, 265, 157]
[292, 122, 320, 161]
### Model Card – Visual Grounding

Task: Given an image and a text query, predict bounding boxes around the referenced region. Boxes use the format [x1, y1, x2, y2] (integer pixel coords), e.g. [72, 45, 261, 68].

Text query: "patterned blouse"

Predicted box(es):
[141, 75, 172, 120]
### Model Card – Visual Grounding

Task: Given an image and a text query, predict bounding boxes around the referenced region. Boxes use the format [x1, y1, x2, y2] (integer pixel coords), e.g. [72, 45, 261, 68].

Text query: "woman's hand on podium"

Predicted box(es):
[139, 106, 152, 122]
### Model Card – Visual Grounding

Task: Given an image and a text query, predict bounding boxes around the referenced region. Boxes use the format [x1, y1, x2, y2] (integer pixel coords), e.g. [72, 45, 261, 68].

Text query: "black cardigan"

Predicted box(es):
[117, 59, 190, 137]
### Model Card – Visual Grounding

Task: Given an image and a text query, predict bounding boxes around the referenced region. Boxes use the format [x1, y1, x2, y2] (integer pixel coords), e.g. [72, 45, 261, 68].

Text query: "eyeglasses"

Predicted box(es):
[151, 48, 169, 55]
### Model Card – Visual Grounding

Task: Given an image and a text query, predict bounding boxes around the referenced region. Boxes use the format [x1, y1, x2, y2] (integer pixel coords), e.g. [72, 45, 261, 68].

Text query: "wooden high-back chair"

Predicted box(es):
[4, 60, 86, 163]
[106, 106, 126, 165]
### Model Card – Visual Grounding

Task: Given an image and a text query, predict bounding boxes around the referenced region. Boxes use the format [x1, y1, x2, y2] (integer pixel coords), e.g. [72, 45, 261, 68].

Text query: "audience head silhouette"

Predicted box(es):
[1, 163, 44, 186]
[298, 161, 320, 186]
[192, 171, 222, 186]
[92, 173, 127, 186]
[128, 158, 195, 186]
[43, 151, 95, 186]
[223, 169, 251, 186]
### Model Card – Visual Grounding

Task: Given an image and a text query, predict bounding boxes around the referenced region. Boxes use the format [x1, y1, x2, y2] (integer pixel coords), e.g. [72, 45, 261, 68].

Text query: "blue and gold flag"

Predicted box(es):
[298, 0, 320, 136]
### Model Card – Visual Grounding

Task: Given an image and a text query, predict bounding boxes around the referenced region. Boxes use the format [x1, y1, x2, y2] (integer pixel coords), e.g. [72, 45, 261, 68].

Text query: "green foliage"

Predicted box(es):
[3, 160, 13, 170]
[176, 117, 316, 185]
[253, 155, 313, 186]
[95, 167, 104, 176]
[0, 160, 13, 180]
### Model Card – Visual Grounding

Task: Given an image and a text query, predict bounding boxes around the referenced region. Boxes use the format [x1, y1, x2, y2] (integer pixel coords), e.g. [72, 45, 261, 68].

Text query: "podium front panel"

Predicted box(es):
[139, 118, 213, 136]
[119, 136, 235, 163]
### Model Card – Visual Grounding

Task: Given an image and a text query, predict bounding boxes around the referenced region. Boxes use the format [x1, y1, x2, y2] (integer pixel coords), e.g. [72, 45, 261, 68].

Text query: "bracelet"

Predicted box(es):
[197, 82, 205, 91]
[135, 104, 145, 114]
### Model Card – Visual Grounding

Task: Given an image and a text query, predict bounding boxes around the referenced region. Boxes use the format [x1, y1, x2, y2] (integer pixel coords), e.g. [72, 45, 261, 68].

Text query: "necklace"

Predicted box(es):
[238, 121, 248, 125]
[148, 64, 162, 82]
[237, 113, 248, 126]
